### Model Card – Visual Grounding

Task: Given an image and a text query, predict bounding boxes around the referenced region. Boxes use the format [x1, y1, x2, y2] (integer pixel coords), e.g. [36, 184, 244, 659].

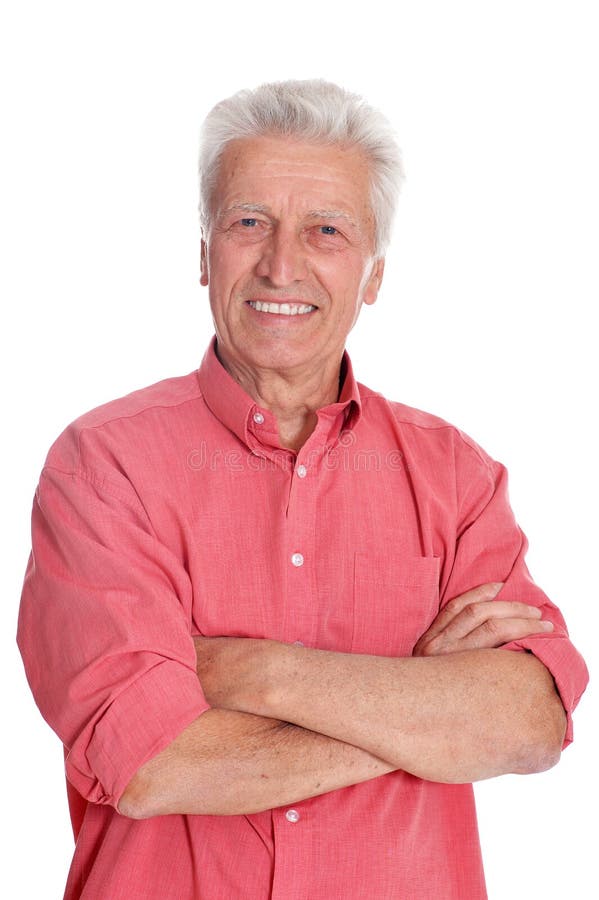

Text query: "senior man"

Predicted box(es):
[19, 80, 587, 899]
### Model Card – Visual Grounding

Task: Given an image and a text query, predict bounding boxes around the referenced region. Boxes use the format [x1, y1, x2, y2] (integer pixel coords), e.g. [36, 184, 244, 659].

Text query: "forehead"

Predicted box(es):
[212, 135, 374, 222]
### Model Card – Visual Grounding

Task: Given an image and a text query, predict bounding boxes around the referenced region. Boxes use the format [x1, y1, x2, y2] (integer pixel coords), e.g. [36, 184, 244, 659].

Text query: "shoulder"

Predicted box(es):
[71, 370, 203, 429]
[358, 383, 505, 525]
[44, 370, 203, 473]
[358, 381, 496, 471]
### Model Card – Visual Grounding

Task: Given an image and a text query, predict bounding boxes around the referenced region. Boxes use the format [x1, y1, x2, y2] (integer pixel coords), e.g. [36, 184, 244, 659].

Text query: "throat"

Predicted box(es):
[276, 410, 319, 453]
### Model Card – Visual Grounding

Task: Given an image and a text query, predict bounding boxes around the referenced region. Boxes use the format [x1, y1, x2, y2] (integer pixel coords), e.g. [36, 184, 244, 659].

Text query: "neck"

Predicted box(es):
[216, 345, 344, 452]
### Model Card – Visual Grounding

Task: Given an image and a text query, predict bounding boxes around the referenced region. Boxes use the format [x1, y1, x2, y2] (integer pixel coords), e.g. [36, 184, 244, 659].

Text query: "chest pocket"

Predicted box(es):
[351, 553, 440, 657]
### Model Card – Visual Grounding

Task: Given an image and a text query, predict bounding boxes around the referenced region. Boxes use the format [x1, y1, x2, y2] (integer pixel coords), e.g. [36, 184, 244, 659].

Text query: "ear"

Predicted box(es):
[363, 258, 385, 306]
[200, 239, 209, 286]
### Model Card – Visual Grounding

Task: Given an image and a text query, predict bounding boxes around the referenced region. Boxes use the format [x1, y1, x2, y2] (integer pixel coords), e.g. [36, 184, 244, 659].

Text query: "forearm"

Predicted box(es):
[225, 645, 566, 783]
[118, 707, 396, 819]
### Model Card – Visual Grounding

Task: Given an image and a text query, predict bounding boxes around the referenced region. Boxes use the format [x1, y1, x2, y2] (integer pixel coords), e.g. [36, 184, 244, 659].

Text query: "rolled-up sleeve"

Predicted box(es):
[441, 437, 589, 748]
[17, 463, 210, 808]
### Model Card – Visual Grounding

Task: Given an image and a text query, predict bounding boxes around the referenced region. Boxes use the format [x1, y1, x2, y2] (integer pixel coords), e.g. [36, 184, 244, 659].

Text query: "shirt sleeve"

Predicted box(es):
[17, 463, 211, 809]
[440, 436, 589, 748]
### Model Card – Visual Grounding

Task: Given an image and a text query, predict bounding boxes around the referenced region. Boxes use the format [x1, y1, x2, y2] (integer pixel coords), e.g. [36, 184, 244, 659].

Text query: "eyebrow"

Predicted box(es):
[306, 209, 359, 229]
[219, 203, 360, 230]
[219, 203, 271, 217]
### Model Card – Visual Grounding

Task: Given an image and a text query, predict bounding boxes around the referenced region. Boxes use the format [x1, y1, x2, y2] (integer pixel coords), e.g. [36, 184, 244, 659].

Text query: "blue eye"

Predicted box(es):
[320, 225, 338, 235]
[240, 218, 258, 227]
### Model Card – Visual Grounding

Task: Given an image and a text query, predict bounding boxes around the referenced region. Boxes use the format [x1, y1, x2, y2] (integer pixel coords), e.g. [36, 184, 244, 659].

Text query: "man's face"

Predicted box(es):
[201, 135, 385, 378]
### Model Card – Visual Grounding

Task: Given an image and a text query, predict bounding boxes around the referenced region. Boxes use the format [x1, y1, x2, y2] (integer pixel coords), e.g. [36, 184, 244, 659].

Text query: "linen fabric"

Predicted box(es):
[18, 337, 588, 899]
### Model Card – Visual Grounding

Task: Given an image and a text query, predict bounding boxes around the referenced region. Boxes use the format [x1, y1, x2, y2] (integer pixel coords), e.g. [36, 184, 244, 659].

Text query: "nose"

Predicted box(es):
[254, 227, 308, 286]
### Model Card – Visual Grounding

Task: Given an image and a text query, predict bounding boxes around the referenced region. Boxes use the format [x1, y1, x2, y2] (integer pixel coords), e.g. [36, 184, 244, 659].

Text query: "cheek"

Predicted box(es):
[322, 259, 368, 305]
[207, 257, 237, 303]
[210, 243, 233, 278]
[210, 242, 258, 289]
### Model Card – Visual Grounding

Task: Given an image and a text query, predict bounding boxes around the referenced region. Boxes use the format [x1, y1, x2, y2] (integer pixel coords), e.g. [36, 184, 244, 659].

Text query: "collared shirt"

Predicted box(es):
[18, 337, 588, 899]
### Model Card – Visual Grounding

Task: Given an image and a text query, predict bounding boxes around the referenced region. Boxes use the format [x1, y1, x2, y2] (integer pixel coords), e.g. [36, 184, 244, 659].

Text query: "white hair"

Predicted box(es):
[198, 79, 404, 256]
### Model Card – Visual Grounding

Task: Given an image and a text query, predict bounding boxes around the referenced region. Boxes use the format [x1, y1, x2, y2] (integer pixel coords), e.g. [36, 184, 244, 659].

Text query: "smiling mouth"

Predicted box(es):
[247, 300, 317, 316]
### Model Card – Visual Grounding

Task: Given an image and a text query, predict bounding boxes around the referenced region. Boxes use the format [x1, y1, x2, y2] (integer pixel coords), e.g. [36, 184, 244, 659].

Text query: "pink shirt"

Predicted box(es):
[18, 338, 588, 899]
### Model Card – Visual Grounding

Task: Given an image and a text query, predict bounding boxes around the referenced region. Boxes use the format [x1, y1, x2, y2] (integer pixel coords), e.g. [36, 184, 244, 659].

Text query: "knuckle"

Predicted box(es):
[448, 589, 476, 612]
[442, 597, 461, 618]
[481, 617, 503, 640]
[461, 603, 480, 625]
[445, 596, 462, 613]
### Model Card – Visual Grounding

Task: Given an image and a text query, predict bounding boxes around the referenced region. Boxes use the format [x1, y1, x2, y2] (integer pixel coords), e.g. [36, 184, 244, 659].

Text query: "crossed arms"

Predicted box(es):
[118, 583, 566, 819]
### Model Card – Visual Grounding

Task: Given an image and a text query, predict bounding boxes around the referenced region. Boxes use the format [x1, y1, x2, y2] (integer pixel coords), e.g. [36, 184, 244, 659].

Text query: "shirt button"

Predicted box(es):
[253, 412, 264, 425]
[296, 464, 307, 478]
[291, 552, 304, 567]
[285, 809, 301, 824]
[293, 640, 305, 647]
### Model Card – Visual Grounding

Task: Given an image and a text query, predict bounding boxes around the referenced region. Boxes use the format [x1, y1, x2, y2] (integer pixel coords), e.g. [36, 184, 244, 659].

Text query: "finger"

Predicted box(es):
[419, 583, 505, 645]
[413, 600, 544, 655]
[416, 615, 554, 656]
[433, 600, 543, 644]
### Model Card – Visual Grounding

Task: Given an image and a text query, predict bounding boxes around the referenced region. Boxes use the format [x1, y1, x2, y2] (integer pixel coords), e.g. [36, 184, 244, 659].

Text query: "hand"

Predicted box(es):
[413, 582, 554, 657]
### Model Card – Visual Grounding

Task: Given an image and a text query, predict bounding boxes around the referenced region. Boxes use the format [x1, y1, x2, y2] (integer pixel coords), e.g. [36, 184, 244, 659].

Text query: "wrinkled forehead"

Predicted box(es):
[211, 135, 375, 225]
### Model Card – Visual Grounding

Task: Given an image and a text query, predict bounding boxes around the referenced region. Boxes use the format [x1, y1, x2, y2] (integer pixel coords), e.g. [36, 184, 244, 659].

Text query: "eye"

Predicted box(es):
[319, 225, 338, 235]
[240, 218, 258, 227]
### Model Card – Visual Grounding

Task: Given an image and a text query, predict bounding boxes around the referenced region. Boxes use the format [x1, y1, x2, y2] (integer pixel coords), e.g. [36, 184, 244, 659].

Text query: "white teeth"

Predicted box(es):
[248, 300, 315, 316]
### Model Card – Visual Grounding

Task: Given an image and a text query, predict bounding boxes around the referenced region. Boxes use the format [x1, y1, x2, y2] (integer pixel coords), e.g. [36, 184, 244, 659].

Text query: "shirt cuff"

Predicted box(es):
[65, 660, 210, 808]
[500, 632, 589, 748]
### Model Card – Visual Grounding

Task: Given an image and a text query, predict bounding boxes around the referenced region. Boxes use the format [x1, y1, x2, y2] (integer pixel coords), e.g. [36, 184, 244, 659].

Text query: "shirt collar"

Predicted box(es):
[197, 336, 362, 451]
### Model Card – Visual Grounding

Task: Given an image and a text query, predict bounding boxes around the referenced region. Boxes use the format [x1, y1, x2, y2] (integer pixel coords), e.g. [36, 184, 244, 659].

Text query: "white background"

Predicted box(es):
[2, 1, 597, 896]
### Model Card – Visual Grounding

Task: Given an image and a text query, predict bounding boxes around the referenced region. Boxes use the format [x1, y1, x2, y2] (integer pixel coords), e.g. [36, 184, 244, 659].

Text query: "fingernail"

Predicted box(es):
[540, 620, 554, 631]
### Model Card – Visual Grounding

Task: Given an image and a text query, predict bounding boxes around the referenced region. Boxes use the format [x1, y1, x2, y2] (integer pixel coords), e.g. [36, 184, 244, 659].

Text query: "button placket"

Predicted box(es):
[282, 430, 320, 651]
[289, 465, 309, 569]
